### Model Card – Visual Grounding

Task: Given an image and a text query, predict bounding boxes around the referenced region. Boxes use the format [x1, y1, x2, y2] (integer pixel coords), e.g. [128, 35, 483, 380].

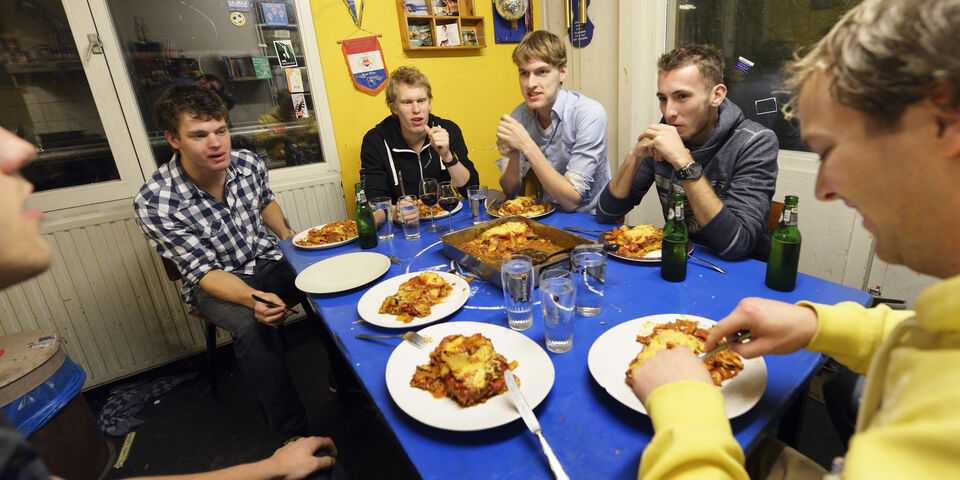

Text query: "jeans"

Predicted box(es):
[193, 259, 308, 439]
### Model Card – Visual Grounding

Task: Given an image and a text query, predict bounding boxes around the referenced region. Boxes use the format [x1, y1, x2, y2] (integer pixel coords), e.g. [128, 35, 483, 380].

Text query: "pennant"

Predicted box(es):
[341, 36, 388, 96]
[342, 0, 364, 29]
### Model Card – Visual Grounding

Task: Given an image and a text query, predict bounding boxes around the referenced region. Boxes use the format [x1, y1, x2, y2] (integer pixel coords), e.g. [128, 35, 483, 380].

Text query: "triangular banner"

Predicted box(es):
[341, 36, 388, 95]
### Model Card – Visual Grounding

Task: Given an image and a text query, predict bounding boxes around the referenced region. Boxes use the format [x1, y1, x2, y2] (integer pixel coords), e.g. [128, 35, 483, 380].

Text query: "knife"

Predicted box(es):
[504, 369, 569, 480]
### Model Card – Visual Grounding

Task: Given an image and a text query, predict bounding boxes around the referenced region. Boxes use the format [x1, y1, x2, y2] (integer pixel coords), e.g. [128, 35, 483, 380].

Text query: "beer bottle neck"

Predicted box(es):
[781, 205, 798, 226]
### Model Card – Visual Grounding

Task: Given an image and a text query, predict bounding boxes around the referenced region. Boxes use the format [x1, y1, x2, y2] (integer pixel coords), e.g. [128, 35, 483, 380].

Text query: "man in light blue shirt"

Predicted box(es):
[495, 30, 611, 215]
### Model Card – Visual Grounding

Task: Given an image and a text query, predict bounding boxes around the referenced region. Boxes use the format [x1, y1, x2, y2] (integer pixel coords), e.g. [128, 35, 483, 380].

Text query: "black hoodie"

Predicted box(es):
[359, 114, 479, 202]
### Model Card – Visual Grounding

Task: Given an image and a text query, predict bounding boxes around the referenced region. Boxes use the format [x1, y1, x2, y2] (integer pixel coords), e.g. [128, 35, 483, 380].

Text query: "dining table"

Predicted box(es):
[280, 204, 872, 480]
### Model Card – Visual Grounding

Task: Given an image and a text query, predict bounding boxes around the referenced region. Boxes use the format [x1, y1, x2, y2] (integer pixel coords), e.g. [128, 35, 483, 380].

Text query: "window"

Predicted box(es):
[675, 0, 859, 151]
[106, 0, 325, 169]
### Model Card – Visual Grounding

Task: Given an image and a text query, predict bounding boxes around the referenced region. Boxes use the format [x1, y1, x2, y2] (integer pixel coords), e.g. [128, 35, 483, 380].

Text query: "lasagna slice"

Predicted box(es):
[379, 272, 454, 323]
[294, 220, 358, 247]
[497, 196, 548, 217]
[411, 333, 519, 407]
[625, 318, 744, 387]
[603, 224, 663, 258]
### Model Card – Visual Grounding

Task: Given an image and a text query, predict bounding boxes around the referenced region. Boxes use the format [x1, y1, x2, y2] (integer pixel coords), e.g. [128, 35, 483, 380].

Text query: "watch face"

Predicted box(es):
[679, 162, 702, 180]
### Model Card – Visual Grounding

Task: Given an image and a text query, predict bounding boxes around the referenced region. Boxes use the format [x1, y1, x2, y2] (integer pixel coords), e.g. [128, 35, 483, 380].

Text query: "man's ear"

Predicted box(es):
[928, 83, 960, 157]
[558, 63, 568, 84]
[711, 83, 727, 107]
[164, 130, 181, 151]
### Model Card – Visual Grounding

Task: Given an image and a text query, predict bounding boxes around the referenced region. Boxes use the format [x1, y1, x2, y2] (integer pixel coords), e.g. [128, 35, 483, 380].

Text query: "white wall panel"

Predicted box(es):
[0, 174, 344, 388]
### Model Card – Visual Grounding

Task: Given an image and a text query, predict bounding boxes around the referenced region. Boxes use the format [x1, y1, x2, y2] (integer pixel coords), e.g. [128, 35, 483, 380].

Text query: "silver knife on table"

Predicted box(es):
[504, 369, 569, 480]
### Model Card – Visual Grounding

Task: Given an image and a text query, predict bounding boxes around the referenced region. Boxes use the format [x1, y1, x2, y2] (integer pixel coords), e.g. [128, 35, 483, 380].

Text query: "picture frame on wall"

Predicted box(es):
[461, 27, 478, 46]
[274, 39, 298, 67]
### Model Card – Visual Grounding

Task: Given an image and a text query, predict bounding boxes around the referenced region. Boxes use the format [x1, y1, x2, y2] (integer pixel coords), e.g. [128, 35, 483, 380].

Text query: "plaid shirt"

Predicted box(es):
[134, 149, 284, 306]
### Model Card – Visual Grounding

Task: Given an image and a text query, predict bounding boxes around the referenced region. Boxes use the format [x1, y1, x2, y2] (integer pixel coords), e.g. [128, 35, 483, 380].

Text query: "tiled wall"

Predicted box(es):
[0, 77, 104, 144]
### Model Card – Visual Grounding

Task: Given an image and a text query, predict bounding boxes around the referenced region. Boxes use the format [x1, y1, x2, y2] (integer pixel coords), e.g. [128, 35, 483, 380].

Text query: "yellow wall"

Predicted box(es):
[309, 0, 538, 213]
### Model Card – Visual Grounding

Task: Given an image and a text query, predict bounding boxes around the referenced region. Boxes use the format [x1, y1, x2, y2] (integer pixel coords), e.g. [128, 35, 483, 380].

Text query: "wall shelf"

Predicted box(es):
[396, 0, 486, 51]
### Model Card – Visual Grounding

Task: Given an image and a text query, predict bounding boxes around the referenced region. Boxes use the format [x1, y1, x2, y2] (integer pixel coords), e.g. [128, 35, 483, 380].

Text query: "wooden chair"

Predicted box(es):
[160, 257, 221, 397]
[768, 200, 785, 234]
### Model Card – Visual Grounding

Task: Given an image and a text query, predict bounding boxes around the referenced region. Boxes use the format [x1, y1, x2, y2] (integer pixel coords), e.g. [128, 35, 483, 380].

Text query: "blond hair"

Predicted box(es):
[384, 66, 433, 108]
[512, 30, 566, 68]
[782, 0, 960, 128]
[658, 44, 724, 88]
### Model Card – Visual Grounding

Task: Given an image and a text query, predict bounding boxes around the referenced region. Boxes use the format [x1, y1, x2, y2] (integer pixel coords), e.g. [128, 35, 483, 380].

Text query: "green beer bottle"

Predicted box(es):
[354, 183, 378, 249]
[661, 192, 689, 282]
[766, 195, 802, 291]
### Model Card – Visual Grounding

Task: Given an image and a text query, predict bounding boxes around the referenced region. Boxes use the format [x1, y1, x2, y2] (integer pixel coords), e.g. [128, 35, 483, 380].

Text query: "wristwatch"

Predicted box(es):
[443, 152, 460, 167]
[676, 162, 703, 181]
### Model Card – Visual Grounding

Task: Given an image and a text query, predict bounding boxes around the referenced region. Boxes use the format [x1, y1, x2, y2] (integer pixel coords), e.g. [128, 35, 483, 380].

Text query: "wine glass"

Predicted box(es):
[438, 181, 459, 231]
[420, 178, 442, 232]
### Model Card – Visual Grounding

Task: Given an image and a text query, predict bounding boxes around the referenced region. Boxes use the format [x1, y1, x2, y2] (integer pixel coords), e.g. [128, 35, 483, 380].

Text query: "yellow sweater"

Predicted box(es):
[639, 274, 960, 479]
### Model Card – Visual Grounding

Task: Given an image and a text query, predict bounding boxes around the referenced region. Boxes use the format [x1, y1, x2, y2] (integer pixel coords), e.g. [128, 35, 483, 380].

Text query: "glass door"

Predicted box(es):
[1, 0, 145, 211]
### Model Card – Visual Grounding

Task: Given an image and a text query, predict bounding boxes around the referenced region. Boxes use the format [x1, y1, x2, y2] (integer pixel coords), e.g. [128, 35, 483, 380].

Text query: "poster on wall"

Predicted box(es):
[292, 93, 309, 118]
[262, 2, 288, 26]
[274, 40, 298, 67]
[227, 0, 251, 12]
[341, 36, 388, 96]
[286, 68, 304, 93]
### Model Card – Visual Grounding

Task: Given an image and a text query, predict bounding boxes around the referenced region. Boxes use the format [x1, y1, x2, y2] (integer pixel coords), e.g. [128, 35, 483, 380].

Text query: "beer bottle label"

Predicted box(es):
[783, 210, 791, 223]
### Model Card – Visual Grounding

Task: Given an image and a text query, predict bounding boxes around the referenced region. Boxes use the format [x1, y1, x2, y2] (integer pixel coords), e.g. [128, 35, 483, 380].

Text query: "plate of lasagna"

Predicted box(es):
[587, 314, 766, 418]
[418, 199, 463, 219]
[488, 196, 555, 219]
[358, 271, 471, 328]
[598, 224, 693, 263]
[292, 220, 358, 249]
[384, 321, 555, 431]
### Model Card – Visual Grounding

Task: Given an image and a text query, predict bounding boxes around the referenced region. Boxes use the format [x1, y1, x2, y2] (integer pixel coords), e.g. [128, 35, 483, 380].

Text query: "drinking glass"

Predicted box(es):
[420, 178, 442, 233]
[438, 181, 459, 231]
[500, 254, 534, 331]
[539, 268, 576, 353]
[370, 196, 394, 240]
[571, 244, 606, 316]
[397, 194, 420, 240]
[467, 185, 487, 225]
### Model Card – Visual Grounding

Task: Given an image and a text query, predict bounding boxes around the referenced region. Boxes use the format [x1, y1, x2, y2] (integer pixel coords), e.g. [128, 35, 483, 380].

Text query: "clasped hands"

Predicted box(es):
[627, 124, 693, 170]
[629, 298, 820, 404]
[496, 114, 532, 160]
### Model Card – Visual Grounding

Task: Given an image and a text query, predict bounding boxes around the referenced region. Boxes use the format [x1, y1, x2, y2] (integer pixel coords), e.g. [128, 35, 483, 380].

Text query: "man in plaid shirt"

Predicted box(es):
[134, 85, 313, 442]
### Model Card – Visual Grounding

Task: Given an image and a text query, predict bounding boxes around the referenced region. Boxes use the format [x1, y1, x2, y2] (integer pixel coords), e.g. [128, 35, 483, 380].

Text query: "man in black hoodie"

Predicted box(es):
[596, 44, 778, 260]
[360, 66, 480, 207]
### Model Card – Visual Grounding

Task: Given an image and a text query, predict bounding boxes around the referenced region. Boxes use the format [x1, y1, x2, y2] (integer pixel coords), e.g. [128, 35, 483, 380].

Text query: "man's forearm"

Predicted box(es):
[198, 269, 258, 309]
[446, 160, 471, 187]
[261, 200, 294, 239]
[681, 176, 724, 226]
[608, 155, 643, 199]
[522, 146, 582, 212]
[129, 458, 275, 480]
[499, 155, 523, 196]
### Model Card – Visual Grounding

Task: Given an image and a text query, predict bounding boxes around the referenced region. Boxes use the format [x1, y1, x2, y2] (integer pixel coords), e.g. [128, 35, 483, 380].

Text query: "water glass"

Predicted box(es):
[467, 185, 488, 225]
[398, 194, 420, 240]
[370, 196, 394, 240]
[540, 268, 576, 353]
[501, 254, 534, 330]
[571, 244, 606, 316]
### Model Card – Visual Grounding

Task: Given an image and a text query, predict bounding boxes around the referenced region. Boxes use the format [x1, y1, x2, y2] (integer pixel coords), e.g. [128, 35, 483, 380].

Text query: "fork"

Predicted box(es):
[698, 330, 751, 360]
[355, 331, 429, 349]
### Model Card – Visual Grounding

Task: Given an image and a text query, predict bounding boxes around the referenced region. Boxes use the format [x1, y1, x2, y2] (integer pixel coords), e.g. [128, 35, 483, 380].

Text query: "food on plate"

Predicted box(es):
[294, 220, 358, 247]
[379, 272, 454, 323]
[418, 199, 445, 218]
[411, 333, 519, 407]
[492, 196, 549, 217]
[624, 318, 744, 387]
[602, 224, 663, 258]
[456, 221, 563, 263]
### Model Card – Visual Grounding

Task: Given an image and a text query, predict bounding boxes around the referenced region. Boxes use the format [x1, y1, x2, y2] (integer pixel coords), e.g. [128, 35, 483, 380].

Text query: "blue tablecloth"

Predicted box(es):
[281, 207, 871, 480]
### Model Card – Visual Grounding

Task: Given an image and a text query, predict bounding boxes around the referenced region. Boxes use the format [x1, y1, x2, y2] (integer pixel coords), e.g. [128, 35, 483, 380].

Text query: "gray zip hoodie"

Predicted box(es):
[596, 99, 778, 260]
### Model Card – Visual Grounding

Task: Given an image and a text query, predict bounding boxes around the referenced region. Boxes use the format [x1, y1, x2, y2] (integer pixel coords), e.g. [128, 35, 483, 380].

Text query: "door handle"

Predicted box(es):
[85, 33, 103, 62]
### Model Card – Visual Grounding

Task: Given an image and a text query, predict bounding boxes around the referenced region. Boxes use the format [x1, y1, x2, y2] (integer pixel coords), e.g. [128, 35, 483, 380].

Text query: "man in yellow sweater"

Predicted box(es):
[629, 0, 960, 478]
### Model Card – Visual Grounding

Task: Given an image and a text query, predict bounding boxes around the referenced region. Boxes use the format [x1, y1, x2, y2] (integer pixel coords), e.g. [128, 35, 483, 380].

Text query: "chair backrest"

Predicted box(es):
[160, 256, 182, 283]
[767, 200, 785, 234]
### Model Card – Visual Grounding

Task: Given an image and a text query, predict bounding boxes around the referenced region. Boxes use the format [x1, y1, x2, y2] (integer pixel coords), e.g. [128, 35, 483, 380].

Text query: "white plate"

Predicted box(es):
[358, 271, 471, 328]
[292, 222, 358, 250]
[420, 200, 463, 219]
[294, 252, 391, 294]
[597, 231, 694, 263]
[385, 321, 555, 431]
[587, 314, 767, 418]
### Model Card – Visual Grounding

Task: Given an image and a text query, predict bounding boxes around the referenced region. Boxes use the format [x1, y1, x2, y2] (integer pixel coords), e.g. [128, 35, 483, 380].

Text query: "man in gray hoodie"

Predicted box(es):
[596, 44, 778, 260]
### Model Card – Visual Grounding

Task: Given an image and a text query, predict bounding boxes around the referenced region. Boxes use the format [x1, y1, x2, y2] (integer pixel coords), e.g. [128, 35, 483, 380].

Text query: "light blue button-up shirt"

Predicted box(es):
[496, 88, 611, 214]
